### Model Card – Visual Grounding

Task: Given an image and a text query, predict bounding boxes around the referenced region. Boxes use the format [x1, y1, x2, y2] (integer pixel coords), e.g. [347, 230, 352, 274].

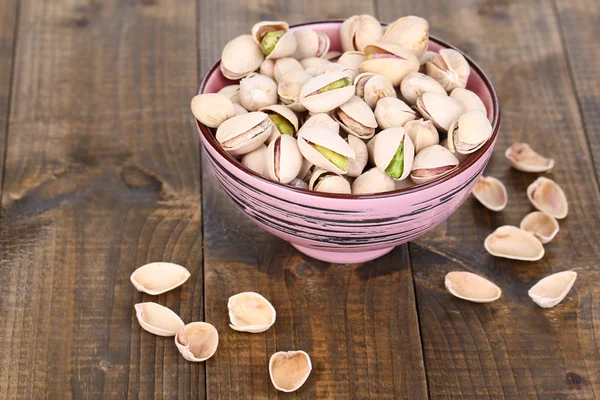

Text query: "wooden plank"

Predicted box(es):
[198, 1, 428, 398]
[374, 0, 600, 398]
[0, 1, 202, 399]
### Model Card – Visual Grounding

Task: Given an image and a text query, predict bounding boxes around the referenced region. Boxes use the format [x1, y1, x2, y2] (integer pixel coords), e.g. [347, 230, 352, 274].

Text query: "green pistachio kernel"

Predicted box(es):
[268, 113, 294, 135]
[311, 143, 348, 170]
[365, 54, 373, 60]
[385, 143, 405, 179]
[319, 77, 351, 93]
[261, 30, 285, 55]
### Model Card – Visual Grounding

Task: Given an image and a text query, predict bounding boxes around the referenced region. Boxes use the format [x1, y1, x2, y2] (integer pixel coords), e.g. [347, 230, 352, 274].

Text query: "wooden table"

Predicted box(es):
[0, 0, 598, 399]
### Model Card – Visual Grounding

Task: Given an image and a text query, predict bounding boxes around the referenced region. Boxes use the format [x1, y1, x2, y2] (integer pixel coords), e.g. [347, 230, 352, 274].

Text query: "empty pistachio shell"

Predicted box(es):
[135, 302, 184, 337]
[354, 73, 395, 109]
[352, 167, 395, 194]
[300, 71, 355, 114]
[273, 57, 304, 83]
[472, 176, 508, 212]
[416, 92, 465, 132]
[426, 48, 470, 91]
[269, 351, 312, 392]
[445, 271, 502, 303]
[359, 43, 420, 86]
[267, 135, 303, 184]
[404, 119, 439, 153]
[216, 112, 272, 156]
[220, 35, 264, 80]
[218, 84, 241, 104]
[400, 72, 446, 105]
[309, 168, 352, 194]
[260, 104, 299, 143]
[278, 70, 313, 112]
[374, 97, 418, 129]
[520, 211, 559, 244]
[131, 262, 191, 295]
[338, 51, 366, 71]
[292, 29, 330, 59]
[241, 144, 268, 176]
[191, 94, 234, 129]
[334, 96, 377, 139]
[340, 15, 383, 52]
[450, 88, 487, 115]
[526, 177, 568, 219]
[381, 16, 429, 57]
[299, 113, 340, 135]
[505, 142, 555, 173]
[297, 126, 355, 174]
[374, 127, 415, 181]
[239, 73, 278, 111]
[175, 322, 219, 362]
[410, 144, 459, 184]
[447, 111, 493, 154]
[228, 292, 276, 333]
[260, 59, 275, 79]
[528, 271, 577, 308]
[346, 135, 368, 177]
[252, 21, 297, 59]
[484, 225, 545, 261]
[300, 56, 330, 69]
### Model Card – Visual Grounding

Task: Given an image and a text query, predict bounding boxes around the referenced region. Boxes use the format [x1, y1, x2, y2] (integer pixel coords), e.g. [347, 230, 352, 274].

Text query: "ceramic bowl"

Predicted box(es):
[197, 20, 500, 263]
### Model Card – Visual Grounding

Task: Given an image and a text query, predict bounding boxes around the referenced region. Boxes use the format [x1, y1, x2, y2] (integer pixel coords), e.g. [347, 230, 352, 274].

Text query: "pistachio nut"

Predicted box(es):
[309, 168, 352, 194]
[439, 138, 467, 163]
[232, 103, 249, 116]
[191, 93, 235, 129]
[340, 15, 383, 52]
[416, 92, 465, 131]
[410, 144, 459, 184]
[251, 21, 297, 59]
[359, 43, 419, 86]
[520, 211, 560, 244]
[351, 167, 395, 195]
[418, 50, 437, 73]
[228, 292, 276, 333]
[450, 88, 487, 115]
[218, 84, 241, 104]
[298, 113, 340, 136]
[484, 225, 545, 261]
[367, 135, 377, 165]
[529, 271, 577, 308]
[426, 48, 470, 91]
[400, 72, 446, 105]
[239, 73, 278, 111]
[373, 127, 415, 181]
[300, 56, 330, 69]
[505, 142, 555, 173]
[299, 71, 355, 114]
[130, 262, 191, 295]
[447, 110, 492, 154]
[277, 70, 313, 112]
[334, 96, 377, 139]
[354, 73, 395, 109]
[135, 302, 185, 337]
[220, 35, 264, 80]
[381, 16, 429, 57]
[259, 59, 275, 79]
[288, 178, 309, 189]
[216, 111, 272, 156]
[241, 144, 268, 176]
[175, 322, 219, 362]
[374, 97, 418, 129]
[526, 177, 568, 219]
[394, 178, 415, 190]
[297, 126, 356, 174]
[259, 104, 299, 143]
[267, 134, 303, 184]
[324, 51, 342, 61]
[337, 51, 366, 71]
[292, 29, 330, 59]
[346, 135, 368, 177]
[273, 57, 304, 83]
[404, 119, 439, 153]
[316, 62, 358, 81]
[269, 351, 312, 392]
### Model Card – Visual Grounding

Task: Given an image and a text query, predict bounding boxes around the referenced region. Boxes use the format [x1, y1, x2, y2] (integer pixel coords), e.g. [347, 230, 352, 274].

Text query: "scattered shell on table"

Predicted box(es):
[340, 14, 383, 52]
[374, 97, 418, 130]
[426, 48, 470, 91]
[381, 15, 429, 57]
[334, 96, 377, 139]
[520, 211, 560, 244]
[373, 127, 415, 181]
[300, 71, 355, 114]
[404, 119, 439, 153]
[505, 142, 555, 173]
[346, 135, 369, 178]
[450, 87, 487, 115]
[400, 72, 446, 105]
[297, 126, 355, 174]
[267, 134, 303, 184]
[191, 94, 234, 129]
[528, 271, 577, 308]
[239, 73, 278, 111]
[216, 112, 273, 156]
[227, 292, 276, 333]
[241, 144, 268, 176]
[352, 167, 395, 194]
[252, 21, 297, 59]
[444, 271, 502, 303]
[526, 177, 568, 219]
[130, 262, 191, 295]
[269, 350, 313, 392]
[354, 73, 395, 109]
[175, 322, 219, 362]
[484, 225, 545, 261]
[472, 176, 508, 212]
[218, 84, 241, 104]
[309, 168, 352, 194]
[220, 35, 264, 80]
[292, 29, 330, 59]
[416, 92, 465, 132]
[359, 43, 420, 86]
[135, 302, 184, 337]
[410, 145, 459, 184]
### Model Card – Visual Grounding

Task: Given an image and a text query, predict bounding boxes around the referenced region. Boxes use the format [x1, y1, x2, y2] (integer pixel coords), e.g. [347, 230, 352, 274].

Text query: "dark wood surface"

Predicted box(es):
[0, 0, 598, 399]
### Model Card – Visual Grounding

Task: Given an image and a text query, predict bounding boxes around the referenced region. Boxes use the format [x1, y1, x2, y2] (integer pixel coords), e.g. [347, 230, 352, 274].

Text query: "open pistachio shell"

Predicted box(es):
[346, 135, 368, 177]
[316, 62, 358, 81]
[309, 168, 352, 194]
[191, 94, 234, 129]
[252, 21, 297, 60]
[334, 96, 377, 139]
[528, 271, 577, 308]
[260, 104, 299, 143]
[228, 292, 276, 333]
[267, 135, 303, 184]
[269, 350, 312, 392]
[354, 73, 395, 109]
[472, 176, 508, 212]
[404, 119, 439, 153]
[484, 225, 545, 261]
[273, 57, 304, 83]
[418, 50, 437, 67]
[220, 35, 264, 80]
[440, 138, 468, 163]
[175, 322, 219, 362]
[338, 51, 366, 71]
[520, 211, 559, 244]
[239, 73, 278, 111]
[445, 271, 502, 303]
[299, 113, 340, 135]
[340, 15, 383, 52]
[297, 126, 355, 174]
[300, 57, 330, 69]
[450, 88, 487, 115]
[292, 29, 330, 59]
[216, 112, 272, 156]
[300, 71, 355, 114]
[241, 145, 268, 176]
[297, 158, 314, 181]
[410, 144, 459, 184]
[505, 142, 555, 173]
[324, 51, 342, 61]
[278, 70, 313, 113]
[352, 167, 395, 195]
[374, 97, 418, 129]
[359, 43, 419, 86]
[400, 72, 446, 105]
[447, 110, 492, 154]
[526, 177, 568, 219]
[426, 48, 470, 91]
[218, 84, 241, 104]
[381, 16, 429, 57]
[131, 262, 191, 295]
[374, 127, 415, 181]
[416, 92, 465, 132]
[135, 302, 184, 337]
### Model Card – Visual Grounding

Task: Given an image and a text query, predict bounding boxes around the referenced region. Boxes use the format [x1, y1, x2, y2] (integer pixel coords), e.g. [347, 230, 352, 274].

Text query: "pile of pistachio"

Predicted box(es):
[192, 15, 493, 194]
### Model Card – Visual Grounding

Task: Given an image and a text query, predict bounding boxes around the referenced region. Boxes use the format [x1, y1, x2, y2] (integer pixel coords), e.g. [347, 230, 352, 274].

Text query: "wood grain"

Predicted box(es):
[374, 0, 600, 398]
[0, 1, 202, 399]
[198, 0, 428, 398]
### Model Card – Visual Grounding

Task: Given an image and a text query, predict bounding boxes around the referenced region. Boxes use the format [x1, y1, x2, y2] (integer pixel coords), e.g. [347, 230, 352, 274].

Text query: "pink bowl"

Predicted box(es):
[197, 20, 501, 263]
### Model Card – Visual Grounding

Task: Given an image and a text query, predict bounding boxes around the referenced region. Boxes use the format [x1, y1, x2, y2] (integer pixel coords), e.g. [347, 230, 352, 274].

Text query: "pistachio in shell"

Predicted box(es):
[309, 168, 352, 194]
[340, 15, 383, 52]
[239, 73, 278, 111]
[447, 110, 493, 155]
[410, 144, 459, 184]
[252, 21, 297, 59]
[354, 73, 395, 109]
[324, 51, 342, 61]
[260, 104, 299, 143]
[381, 16, 429, 57]
[297, 126, 356, 174]
[426, 48, 470, 91]
[267, 134, 303, 184]
[418, 50, 437, 67]
[338, 51, 366, 71]
[218, 84, 241, 104]
[334, 96, 377, 139]
[241, 144, 268, 176]
[316, 62, 358, 81]
[259, 59, 275, 79]
[400, 72, 446, 105]
[300, 56, 330, 70]
[352, 167, 395, 195]
[374, 97, 418, 130]
[299, 71, 355, 114]
[373, 127, 415, 181]
[232, 103, 249, 116]
[346, 135, 369, 178]
[450, 87, 487, 115]
[359, 43, 420, 86]
[404, 119, 439, 153]
[277, 70, 313, 113]
[216, 111, 273, 156]
[191, 94, 235, 129]
[273, 57, 304, 83]
[220, 35, 264, 80]
[292, 29, 330, 59]
[298, 113, 340, 136]
[416, 92, 465, 132]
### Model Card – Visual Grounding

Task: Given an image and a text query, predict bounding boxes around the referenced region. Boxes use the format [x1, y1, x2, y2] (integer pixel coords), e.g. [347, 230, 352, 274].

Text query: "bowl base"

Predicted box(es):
[291, 244, 395, 264]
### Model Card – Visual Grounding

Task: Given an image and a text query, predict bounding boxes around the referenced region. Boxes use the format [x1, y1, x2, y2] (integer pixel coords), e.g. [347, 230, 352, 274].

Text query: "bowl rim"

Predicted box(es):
[197, 19, 501, 200]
